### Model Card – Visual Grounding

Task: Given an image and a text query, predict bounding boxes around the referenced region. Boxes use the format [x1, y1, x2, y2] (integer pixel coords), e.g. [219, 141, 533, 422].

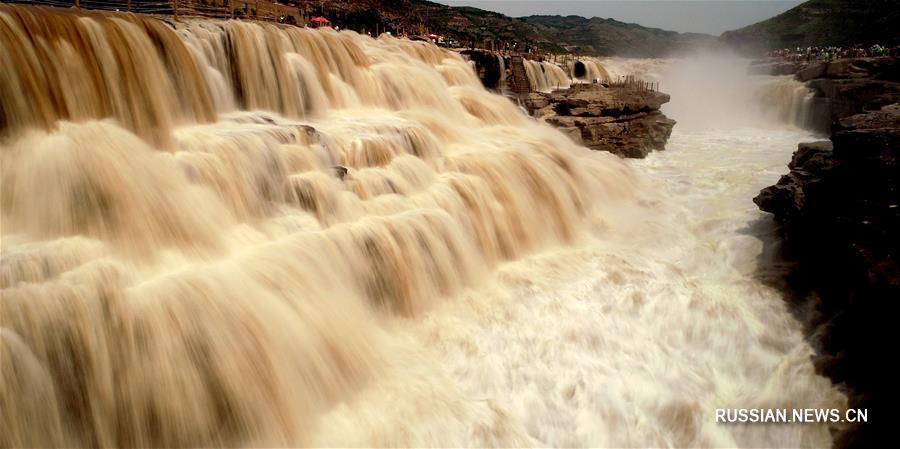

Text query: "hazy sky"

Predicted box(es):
[437, 1, 804, 35]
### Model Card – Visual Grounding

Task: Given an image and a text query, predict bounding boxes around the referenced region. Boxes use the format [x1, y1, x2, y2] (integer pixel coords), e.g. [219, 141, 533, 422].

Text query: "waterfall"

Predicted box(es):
[660, 54, 818, 131]
[755, 77, 817, 129]
[570, 57, 612, 84]
[522, 60, 571, 93]
[0, 5, 635, 447]
[1, 6, 845, 448]
[497, 53, 508, 94]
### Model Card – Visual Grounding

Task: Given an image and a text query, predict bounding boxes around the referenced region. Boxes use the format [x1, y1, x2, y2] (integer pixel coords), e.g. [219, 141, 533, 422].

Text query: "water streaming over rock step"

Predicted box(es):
[1, 5, 840, 447]
[0, 5, 633, 446]
[570, 58, 613, 84]
[523, 59, 572, 93]
[518, 56, 815, 130]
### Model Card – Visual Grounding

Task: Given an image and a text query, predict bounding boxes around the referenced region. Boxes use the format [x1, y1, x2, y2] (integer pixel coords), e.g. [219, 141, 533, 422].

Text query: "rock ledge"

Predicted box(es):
[522, 84, 676, 158]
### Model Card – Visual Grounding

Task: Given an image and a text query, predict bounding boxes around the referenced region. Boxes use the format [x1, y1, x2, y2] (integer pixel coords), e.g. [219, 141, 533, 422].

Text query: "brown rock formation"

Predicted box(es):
[755, 103, 899, 449]
[522, 84, 676, 158]
[753, 56, 900, 132]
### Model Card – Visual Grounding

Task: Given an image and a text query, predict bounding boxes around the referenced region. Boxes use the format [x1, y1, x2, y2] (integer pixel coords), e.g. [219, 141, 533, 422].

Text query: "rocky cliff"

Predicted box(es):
[752, 56, 900, 132]
[754, 62, 898, 448]
[721, 0, 900, 56]
[522, 84, 675, 158]
[460, 50, 503, 90]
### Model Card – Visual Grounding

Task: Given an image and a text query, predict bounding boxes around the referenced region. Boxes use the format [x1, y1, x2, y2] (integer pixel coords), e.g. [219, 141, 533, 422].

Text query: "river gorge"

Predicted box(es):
[0, 4, 865, 448]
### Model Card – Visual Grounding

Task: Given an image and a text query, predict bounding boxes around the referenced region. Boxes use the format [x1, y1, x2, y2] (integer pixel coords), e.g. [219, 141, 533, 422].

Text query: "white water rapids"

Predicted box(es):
[1, 5, 844, 447]
[313, 64, 846, 447]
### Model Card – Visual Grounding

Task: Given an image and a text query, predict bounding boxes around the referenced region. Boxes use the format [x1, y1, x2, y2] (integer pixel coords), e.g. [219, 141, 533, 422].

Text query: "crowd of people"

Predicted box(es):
[768, 44, 900, 61]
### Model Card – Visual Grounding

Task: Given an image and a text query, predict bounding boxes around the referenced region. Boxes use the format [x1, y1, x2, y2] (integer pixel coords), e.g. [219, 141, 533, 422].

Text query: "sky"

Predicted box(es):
[436, 1, 805, 36]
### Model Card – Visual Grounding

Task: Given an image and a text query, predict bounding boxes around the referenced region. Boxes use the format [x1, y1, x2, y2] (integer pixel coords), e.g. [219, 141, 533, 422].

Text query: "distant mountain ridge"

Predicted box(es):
[287, 0, 714, 57]
[720, 0, 900, 55]
[410, 2, 714, 56]
[521, 15, 715, 57]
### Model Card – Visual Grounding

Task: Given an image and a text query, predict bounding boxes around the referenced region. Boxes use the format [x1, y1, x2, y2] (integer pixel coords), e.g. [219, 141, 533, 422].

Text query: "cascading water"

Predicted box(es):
[496, 54, 508, 94]
[755, 76, 817, 129]
[570, 57, 612, 84]
[661, 54, 819, 133]
[523, 59, 571, 93]
[2, 5, 844, 448]
[1, 5, 629, 447]
[523, 57, 617, 92]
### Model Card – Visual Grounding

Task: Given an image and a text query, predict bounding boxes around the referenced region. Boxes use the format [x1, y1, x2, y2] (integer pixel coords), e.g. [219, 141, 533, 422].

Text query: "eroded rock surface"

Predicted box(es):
[755, 103, 899, 448]
[522, 84, 676, 158]
[753, 56, 900, 132]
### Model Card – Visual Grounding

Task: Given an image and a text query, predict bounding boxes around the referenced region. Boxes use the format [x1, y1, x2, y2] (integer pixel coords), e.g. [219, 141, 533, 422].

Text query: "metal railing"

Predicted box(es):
[609, 75, 659, 92]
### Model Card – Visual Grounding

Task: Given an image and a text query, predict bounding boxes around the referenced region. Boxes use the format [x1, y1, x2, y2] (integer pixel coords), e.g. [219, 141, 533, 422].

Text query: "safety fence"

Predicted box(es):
[609, 75, 659, 92]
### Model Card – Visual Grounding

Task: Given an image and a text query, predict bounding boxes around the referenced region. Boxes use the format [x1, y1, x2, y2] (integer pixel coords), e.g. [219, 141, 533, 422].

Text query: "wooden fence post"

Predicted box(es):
[172, 0, 178, 20]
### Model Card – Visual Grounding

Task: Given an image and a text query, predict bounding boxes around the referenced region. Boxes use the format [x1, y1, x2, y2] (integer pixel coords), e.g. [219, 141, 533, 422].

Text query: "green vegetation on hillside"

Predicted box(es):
[417, 4, 714, 56]
[720, 0, 900, 55]
[286, 0, 713, 56]
[522, 15, 714, 57]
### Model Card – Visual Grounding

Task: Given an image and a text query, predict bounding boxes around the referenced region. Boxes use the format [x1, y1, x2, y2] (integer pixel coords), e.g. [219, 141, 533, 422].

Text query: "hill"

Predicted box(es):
[417, 4, 715, 56]
[720, 0, 900, 55]
[411, 1, 566, 53]
[286, 0, 713, 56]
[521, 15, 715, 57]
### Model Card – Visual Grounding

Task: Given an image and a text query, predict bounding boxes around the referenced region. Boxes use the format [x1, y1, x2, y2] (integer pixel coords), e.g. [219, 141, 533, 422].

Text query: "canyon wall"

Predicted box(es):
[754, 56, 899, 448]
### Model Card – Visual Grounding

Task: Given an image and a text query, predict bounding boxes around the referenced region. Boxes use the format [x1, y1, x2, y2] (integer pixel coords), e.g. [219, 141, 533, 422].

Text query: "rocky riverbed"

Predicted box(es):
[754, 57, 898, 448]
[458, 50, 676, 158]
[522, 84, 676, 158]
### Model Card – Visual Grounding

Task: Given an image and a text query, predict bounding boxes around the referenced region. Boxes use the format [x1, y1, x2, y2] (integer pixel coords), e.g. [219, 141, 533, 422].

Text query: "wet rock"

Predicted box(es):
[460, 50, 502, 90]
[755, 103, 900, 448]
[752, 57, 900, 82]
[757, 57, 900, 134]
[753, 141, 833, 221]
[797, 62, 828, 82]
[523, 84, 675, 158]
[756, 104, 899, 255]
[332, 166, 349, 180]
[788, 140, 834, 170]
[807, 78, 900, 125]
[522, 93, 550, 110]
[748, 60, 803, 76]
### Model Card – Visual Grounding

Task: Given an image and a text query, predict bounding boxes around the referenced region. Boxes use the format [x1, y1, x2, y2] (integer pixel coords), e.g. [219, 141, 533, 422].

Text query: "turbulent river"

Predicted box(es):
[1, 5, 845, 448]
